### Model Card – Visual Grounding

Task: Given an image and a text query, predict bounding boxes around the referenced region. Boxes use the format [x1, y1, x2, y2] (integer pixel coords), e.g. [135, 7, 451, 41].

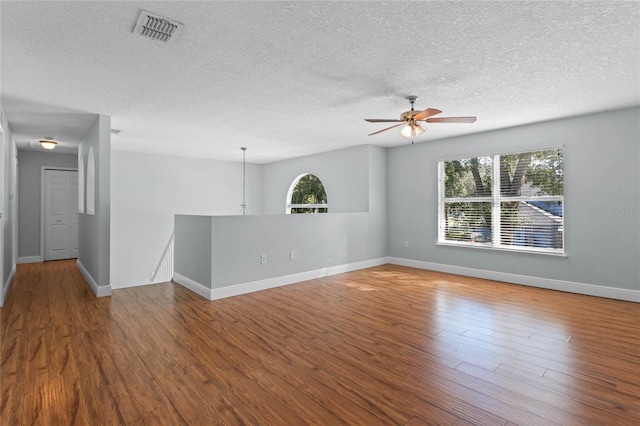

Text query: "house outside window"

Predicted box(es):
[438, 148, 564, 254]
[286, 174, 328, 214]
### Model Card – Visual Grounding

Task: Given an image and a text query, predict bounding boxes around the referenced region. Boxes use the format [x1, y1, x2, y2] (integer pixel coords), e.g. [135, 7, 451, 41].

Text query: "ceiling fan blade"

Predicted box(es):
[413, 108, 442, 121]
[365, 119, 404, 123]
[368, 122, 406, 136]
[425, 116, 477, 123]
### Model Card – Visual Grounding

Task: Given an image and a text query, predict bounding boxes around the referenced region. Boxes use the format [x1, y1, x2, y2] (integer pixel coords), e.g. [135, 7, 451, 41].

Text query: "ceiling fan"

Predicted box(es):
[365, 96, 476, 138]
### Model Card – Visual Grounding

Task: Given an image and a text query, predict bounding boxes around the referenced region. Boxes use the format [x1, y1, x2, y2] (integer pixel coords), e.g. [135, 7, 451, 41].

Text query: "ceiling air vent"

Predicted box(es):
[133, 10, 183, 43]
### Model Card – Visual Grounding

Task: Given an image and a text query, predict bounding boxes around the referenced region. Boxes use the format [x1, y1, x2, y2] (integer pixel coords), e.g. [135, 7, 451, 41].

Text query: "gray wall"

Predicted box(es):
[78, 115, 111, 290]
[1, 106, 18, 307]
[369, 145, 388, 255]
[261, 145, 370, 214]
[17, 150, 77, 259]
[175, 212, 385, 289]
[174, 215, 212, 287]
[387, 107, 640, 291]
[216, 212, 383, 286]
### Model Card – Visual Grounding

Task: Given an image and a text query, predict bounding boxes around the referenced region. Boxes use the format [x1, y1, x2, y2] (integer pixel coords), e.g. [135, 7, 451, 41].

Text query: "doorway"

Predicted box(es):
[42, 169, 79, 261]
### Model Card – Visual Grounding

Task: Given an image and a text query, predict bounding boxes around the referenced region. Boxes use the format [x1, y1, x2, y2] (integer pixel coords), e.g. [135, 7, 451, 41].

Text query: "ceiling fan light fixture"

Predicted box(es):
[40, 138, 58, 150]
[400, 122, 425, 138]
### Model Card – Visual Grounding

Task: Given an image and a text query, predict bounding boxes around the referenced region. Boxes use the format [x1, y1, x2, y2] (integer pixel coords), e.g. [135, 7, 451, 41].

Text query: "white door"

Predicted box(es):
[44, 170, 79, 261]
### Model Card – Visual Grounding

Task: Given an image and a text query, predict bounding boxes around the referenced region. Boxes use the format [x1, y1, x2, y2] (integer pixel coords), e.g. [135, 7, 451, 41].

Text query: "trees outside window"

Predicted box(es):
[439, 148, 564, 254]
[287, 174, 328, 214]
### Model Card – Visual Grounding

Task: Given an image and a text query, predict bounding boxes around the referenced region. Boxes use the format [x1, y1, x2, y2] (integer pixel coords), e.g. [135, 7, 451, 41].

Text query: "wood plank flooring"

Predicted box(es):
[1, 260, 639, 425]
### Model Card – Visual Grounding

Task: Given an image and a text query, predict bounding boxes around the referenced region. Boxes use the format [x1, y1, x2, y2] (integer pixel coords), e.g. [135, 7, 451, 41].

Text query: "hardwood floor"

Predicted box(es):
[1, 260, 639, 425]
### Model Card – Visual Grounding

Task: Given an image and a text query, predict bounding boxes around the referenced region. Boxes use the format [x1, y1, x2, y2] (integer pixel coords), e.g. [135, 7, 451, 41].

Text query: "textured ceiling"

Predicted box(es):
[2, 1, 638, 163]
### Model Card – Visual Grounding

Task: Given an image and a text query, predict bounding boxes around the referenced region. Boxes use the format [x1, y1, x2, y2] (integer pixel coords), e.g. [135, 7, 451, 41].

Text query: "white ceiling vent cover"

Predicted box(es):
[133, 10, 183, 43]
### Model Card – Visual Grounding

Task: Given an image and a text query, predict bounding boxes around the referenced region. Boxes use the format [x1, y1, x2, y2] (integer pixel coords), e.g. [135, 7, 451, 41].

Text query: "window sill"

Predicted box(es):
[436, 241, 567, 257]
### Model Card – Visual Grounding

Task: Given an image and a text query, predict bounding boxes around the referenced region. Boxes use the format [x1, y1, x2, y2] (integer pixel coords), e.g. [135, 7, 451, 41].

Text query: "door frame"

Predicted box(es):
[40, 166, 78, 262]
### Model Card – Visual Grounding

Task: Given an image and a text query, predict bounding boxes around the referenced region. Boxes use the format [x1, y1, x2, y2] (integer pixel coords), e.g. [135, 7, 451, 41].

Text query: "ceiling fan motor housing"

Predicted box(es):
[401, 110, 420, 120]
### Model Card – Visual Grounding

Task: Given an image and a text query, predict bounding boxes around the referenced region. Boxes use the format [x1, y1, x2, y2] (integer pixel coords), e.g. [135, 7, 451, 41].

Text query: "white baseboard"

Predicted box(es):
[17, 256, 42, 264]
[1, 264, 17, 308]
[173, 273, 211, 299]
[388, 257, 640, 303]
[76, 260, 112, 298]
[174, 257, 389, 301]
[111, 280, 163, 290]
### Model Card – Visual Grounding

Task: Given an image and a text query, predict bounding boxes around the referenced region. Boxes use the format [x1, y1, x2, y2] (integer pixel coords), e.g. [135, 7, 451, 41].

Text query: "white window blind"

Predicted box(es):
[438, 148, 564, 254]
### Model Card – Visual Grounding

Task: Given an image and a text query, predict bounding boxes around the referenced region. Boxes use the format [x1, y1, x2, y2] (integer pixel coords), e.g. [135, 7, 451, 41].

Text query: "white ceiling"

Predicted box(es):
[2, 1, 638, 164]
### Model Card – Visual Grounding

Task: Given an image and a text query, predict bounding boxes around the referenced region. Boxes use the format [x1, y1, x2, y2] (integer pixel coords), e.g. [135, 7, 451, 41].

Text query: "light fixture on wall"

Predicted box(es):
[39, 137, 58, 150]
[240, 147, 248, 215]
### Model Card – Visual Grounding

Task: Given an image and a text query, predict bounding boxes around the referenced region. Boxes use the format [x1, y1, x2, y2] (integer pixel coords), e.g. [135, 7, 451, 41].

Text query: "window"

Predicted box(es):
[78, 152, 84, 214]
[286, 174, 328, 214]
[438, 148, 564, 254]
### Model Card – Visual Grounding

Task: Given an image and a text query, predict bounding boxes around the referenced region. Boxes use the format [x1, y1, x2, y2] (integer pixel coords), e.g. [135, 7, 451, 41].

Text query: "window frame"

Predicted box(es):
[286, 173, 329, 214]
[437, 147, 565, 256]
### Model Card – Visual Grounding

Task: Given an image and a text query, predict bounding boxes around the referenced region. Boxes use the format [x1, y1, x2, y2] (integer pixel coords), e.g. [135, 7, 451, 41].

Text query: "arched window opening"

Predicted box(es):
[286, 174, 328, 214]
[86, 147, 96, 215]
[78, 152, 85, 214]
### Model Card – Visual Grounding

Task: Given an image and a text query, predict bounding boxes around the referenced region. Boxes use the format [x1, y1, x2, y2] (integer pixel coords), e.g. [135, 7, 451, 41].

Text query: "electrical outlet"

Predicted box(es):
[290, 250, 296, 260]
[260, 254, 267, 264]
[403, 241, 409, 248]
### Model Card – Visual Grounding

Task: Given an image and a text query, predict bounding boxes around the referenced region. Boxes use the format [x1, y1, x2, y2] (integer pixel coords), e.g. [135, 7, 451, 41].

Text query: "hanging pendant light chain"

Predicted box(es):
[241, 147, 247, 215]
